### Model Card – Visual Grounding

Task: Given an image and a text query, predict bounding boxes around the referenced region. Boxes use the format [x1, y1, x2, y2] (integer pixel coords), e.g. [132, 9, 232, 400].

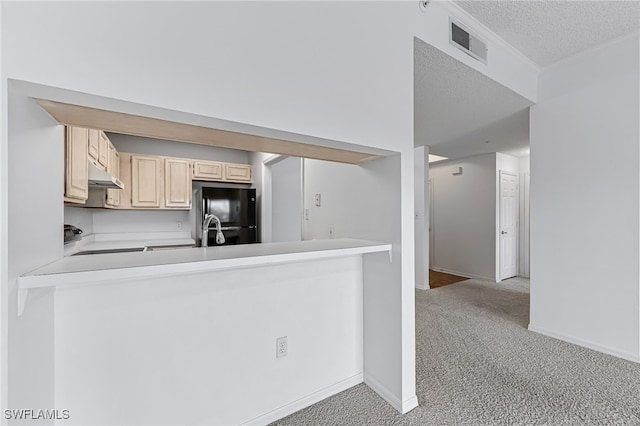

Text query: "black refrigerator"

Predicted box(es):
[199, 187, 258, 246]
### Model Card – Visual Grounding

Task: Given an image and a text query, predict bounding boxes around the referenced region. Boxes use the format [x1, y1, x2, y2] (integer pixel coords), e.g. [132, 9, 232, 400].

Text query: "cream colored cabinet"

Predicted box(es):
[98, 131, 109, 169]
[105, 144, 121, 207]
[224, 163, 252, 183]
[88, 129, 100, 165]
[131, 154, 162, 208]
[164, 158, 192, 208]
[64, 126, 89, 203]
[192, 160, 251, 183]
[193, 160, 223, 181]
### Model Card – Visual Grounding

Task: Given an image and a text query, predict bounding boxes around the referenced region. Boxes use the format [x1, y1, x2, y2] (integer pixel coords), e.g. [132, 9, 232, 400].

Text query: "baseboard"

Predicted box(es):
[364, 373, 419, 414]
[415, 281, 429, 290]
[528, 324, 640, 363]
[240, 373, 364, 426]
[430, 267, 494, 283]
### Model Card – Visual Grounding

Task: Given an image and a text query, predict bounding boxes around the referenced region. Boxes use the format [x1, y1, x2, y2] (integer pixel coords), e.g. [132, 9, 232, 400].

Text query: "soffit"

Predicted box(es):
[36, 99, 380, 165]
[414, 38, 532, 157]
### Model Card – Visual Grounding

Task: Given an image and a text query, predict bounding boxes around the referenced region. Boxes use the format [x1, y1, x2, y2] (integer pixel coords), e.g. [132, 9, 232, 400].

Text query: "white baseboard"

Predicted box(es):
[528, 324, 640, 363]
[415, 281, 429, 290]
[364, 373, 419, 414]
[240, 373, 364, 426]
[430, 267, 494, 283]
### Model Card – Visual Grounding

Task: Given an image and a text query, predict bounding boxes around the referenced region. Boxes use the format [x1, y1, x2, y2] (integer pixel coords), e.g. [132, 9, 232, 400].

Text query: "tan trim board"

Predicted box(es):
[36, 99, 379, 165]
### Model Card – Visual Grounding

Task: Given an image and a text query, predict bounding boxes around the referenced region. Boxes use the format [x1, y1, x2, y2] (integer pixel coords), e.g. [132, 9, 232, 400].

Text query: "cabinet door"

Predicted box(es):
[224, 163, 252, 183]
[164, 158, 192, 208]
[131, 155, 161, 208]
[88, 129, 100, 164]
[106, 147, 121, 207]
[64, 126, 89, 202]
[98, 131, 109, 169]
[193, 160, 223, 181]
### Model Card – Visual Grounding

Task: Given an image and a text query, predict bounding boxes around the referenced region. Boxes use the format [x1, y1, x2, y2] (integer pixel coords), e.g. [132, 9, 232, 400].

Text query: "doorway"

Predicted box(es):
[499, 170, 519, 280]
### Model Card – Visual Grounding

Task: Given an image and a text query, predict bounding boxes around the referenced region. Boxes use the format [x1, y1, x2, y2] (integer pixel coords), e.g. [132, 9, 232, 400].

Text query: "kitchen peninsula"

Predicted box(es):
[19, 239, 390, 299]
[19, 237, 392, 425]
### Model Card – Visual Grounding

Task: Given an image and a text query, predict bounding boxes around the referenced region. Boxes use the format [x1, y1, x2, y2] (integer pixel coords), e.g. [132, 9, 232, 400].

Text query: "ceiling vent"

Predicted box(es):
[449, 18, 487, 64]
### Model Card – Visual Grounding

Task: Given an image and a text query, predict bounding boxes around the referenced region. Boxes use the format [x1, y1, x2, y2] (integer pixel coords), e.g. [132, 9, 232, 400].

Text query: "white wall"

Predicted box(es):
[430, 154, 497, 281]
[64, 206, 94, 236]
[414, 146, 429, 289]
[530, 34, 640, 362]
[107, 133, 250, 164]
[55, 256, 365, 425]
[302, 155, 415, 411]
[92, 210, 190, 235]
[6, 84, 60, 416]
[271, 157, 303, 243]
[495, 153, 520, 281]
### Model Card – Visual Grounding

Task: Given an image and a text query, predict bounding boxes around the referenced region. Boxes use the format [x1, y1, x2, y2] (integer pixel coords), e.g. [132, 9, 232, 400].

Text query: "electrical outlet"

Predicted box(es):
[315, 193, 321, 207]
[276, 336, 288, 358]
[176, 221, 182, 230]
[329, 225, 335, 239]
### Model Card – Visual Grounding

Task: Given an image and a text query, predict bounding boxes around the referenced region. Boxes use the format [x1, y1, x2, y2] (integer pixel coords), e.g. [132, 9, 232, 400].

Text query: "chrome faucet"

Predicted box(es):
[201, 214, 225, 247]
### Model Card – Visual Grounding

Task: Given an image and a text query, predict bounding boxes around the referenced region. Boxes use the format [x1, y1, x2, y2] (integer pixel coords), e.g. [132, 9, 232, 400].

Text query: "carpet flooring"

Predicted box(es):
[272, 278, 640, 425]
[428, 269, 469, 288]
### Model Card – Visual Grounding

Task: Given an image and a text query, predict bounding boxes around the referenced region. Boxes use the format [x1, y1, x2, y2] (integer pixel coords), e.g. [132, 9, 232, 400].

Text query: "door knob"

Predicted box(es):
[501, 231, 507, 235]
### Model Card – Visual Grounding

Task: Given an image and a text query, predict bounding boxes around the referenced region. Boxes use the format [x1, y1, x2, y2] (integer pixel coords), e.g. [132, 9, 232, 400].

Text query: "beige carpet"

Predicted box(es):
[272, 278, 640, 425]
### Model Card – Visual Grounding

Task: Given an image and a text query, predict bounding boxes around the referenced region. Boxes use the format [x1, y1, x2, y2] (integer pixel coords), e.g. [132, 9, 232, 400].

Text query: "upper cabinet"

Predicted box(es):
[87, 129, 109, 170]
[131, 154, 162, 208]
[193, 160, 223, 181]
[118, 153, 193, 210]
[64, 126, 89, 203]
[88, 129, 100, 165]
[165, 158, 192, 208]
[66, 129, 251, 210]
[98, 131, 110, 169]
[105, 144, 121, 207]
[193, 160, 251, 183]
[224, 163, 252, 183]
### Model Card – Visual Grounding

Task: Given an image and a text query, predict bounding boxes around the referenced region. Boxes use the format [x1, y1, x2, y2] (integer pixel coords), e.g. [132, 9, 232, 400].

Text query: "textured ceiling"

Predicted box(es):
[414, 38, 532, 157]
[454, 1, 640, 67]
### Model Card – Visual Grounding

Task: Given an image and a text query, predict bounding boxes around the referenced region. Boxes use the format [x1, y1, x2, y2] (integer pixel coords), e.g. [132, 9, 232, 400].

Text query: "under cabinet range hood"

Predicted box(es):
[88, 161, 124, 189]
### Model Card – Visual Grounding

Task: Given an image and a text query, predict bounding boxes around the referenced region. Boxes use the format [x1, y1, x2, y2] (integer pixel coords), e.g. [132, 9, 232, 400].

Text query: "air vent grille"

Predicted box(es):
[450, 19, 487, 64]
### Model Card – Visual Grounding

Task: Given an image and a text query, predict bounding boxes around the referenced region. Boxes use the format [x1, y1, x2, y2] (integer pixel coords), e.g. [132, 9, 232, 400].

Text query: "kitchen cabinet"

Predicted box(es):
[193, 160, 223, 181]
[105, 145, 121, 207]
[98, 131, 109, 169]
[192, 160, 252, 183]
[64, 126, 89, 204]
[164, 158, 192, 208]
[224, 163, 252, 183]
[118, 153, 192, 210]
[131, 154, 162, 208]
[88, 129, 100, 166]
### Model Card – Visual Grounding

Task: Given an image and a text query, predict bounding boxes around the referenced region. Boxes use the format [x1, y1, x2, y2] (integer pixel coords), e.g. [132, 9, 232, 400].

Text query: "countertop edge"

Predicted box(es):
[19, 240, 392, 290]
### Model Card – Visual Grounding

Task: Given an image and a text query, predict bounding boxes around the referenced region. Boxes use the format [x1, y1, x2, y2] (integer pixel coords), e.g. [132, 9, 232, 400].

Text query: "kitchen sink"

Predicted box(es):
[71, 247, 145, 256]
[144, 244, 195, 251]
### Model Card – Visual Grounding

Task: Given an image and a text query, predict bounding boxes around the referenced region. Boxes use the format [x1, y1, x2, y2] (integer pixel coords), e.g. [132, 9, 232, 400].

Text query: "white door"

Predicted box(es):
[499, 171, 518, 280]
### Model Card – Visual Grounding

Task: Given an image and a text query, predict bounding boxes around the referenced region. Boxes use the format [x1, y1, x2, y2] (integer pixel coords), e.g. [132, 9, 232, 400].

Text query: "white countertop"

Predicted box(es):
[18, 238, 391, 315]
[64, 231, 195, 256]
[21, 239, 392, 288]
